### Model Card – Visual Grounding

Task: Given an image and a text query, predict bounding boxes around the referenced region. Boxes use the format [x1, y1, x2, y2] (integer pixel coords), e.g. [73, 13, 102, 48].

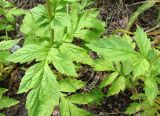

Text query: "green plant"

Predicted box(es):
[0, 88, 19, 116]
[87, 27, 160, 115]
[0, 40, 17, 80]
[0, 0, 25, 39]
[8, 0, 105, 115]
[0, 39, 18, 116]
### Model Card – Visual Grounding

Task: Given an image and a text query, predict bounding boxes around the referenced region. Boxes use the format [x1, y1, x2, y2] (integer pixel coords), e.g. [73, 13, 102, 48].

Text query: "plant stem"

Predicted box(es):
[46, 0, 54, 45]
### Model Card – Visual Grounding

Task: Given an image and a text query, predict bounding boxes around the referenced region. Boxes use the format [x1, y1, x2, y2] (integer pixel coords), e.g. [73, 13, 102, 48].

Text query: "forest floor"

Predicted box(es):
[1, 0, 160, 116]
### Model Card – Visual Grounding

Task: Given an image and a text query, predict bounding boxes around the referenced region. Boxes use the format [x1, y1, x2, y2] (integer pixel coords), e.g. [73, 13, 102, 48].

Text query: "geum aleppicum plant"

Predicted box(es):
[87, 27, 160, 115]
[8, 0, 105, 116]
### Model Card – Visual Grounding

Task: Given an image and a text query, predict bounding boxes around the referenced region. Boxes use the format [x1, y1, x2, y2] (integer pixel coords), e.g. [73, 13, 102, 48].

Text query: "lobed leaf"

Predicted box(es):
[107, 76, 126, 96]
[135, 27, 151, 57]
[145, 78, 158, 105]
[8, 44, 49, 64]
[87, 36, 138, 62]
[26, 63, 59, 116]
[59, 43, 93, 65]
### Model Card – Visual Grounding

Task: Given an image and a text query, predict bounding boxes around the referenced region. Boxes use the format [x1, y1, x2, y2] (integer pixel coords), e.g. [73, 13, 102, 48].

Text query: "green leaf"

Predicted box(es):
[0, 40, 17, 51]
[18, 63, 45, 93]
[25, 63, 59, 116]
[130, 93, 146, 100]
[99, 72, 119, 89]
[59, 43, 93, 65]
[68, 89, 104, 105]
[135, 26, 151, 57]
[48, 48, 77, 77]
[145, 78, 158, 105]
[59, 79, 85, 92]
[141, 108, 157, 116]
[133, 58, 150, 78]
[0, 97, 19, 109]
[83, 17, 105, 32]
[92, 57, 114, 71]
[60, 97, 92, 116]
[122, 60, 133, 76]
[8, 44, 48, 64]
[125, 102, 142, 115]
[69, 103, 92, 116]
[0, 88, 8, 98]
[6, 7, 25, 22]
[86, 36, 137, 62]
[69, 8, 105, 42]
[60, 97, 70, 116]
[63, 0, 78, 2]
[20, 12, 37, 40]
[74, 29, 100, 42]
[50, 12, 71, 29]
[0, 51, 10, 63]
[107, 76, 126, 96]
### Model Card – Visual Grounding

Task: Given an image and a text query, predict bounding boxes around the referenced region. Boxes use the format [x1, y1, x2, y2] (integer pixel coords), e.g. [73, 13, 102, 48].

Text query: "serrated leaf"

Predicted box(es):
[59, 43, 93, 65]
[0, 40, 17, 51]
[145, 78, 158, 105]
[60, 97, 92, 116]
[69, 103, 92, 116]
[92, 57, 114, 71]
[122, 34, 135, 49]
[0, 97, 19, 109]
[20, 12, 37, 39]
[83, 17, 105, 32]
[48, 48, 77, 77]
[59, 79, 85, 92]
[74, 29, 100, 42]
[26, 63, 59, 116]
[135, 27, 151, 57]
[18, 62, 45, 93]
[51, 12, 71, 29]
[122, 60, 133, 76]
[99, 72, 119, 89]
[60, 97, 70, 116]
[68, 89, 104, 105]
[107, 76, 126, 96]
[8, 44, 48, 64]
[133, 58, 150, 78]
[125, 102, 142, 115]
[86, 36, 138, 62]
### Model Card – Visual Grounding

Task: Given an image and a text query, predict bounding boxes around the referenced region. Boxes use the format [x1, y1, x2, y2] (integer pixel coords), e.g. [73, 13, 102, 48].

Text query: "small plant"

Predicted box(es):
[0, 0, 25, 39]
[0, 88, 19, 116]
[87, 27, 160, 115]
[0, 40, 19, 116]
[9, 0, 105, 115]
[0, 1, 24, 115]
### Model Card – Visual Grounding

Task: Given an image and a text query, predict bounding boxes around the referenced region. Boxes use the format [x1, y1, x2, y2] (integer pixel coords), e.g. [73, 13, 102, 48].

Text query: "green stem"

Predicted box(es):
[5, 30, 8, 39]
[46, 0, 54, 44]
